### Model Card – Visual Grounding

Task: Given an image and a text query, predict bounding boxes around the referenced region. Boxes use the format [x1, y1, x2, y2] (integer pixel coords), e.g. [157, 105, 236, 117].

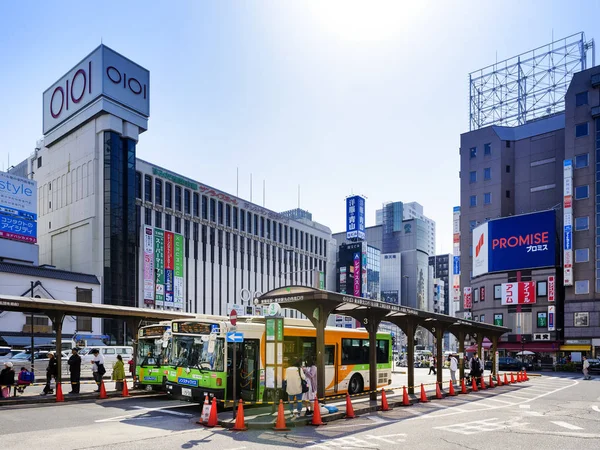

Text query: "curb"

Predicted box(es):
[0, 390, 166, 406]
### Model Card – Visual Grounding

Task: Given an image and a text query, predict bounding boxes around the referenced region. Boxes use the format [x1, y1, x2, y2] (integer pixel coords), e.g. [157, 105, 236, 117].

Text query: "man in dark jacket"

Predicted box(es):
[68, 348, 81, 394]
[41, 351, 58, 395]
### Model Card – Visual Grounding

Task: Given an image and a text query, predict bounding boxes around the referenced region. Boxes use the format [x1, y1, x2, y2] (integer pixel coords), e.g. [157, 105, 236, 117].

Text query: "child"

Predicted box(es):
[16, 366, 33, 394]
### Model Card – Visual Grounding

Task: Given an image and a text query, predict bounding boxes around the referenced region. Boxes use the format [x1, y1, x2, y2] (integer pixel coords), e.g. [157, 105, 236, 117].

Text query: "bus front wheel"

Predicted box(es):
[348, 374, 363, 395]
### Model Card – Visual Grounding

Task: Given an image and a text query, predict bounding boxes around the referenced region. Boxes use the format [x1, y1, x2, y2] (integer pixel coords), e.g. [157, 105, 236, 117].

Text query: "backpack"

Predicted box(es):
[21, 370, 35, 383]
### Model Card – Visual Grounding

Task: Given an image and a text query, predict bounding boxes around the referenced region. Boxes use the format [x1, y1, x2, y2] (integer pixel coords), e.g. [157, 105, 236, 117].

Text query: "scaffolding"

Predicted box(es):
[469, 32, 595, 130]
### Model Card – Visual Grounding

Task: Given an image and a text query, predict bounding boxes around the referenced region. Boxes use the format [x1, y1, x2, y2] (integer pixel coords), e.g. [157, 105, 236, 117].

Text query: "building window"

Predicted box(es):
[155, 179, 162, 205]
[165, 182, 172, 209]
[247, 212, 252, 234]
[574, 311, 590, 326]
[575, 248, 590, 263]
[537, 281, 547, 297]
[575, 280, 589, 295]
[155, 211, 162, 229]
[469, 220, 477, 232]
[484, 192, 492, 204]
[193, 192, 199, 217]
[469, 147, 477, 158]
[37, 156, 43, 168]
[482, 167, 490, 180]
[506, 165, 510, 173]
[479, 314, 485, 323]
[469, 171, 477, 183]
[575, 91, 588, 107]
[506, 141, 511, 148]
[575, 216, 589, 231]
[144, 207, 152, 225]
[218, 201, 224, 225]
[473, 288, 479, 303]
[493, 284, 501, 300]
[184, 189, 191, 214]
[210, 199, 216, 222]
[202, 195, 208, 220]
[506, 190, 511, 198]
[75, 288, 92, 332]
[576, 122, 589, 137]
[165, 214, 172, 231]
[575, 153, 589, 169]
[240, 209, 245, 231]
[470, 195, 477, 207]
[484, 143, 491, 155]
[226, 204, 231, 227]
[233, 207, 238, 229]
[254, 215, 259, 236]
[135, 171, 141, 199]
[144, 175, 152, 202]
[575, 185, 589, 200]
[175, 186, 182, 211]
[175, 217, 181, 233]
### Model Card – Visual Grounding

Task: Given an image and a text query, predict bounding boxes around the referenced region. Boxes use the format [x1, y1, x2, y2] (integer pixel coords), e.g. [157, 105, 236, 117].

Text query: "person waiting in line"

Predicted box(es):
[90, 349, 106, 392]
[470, 354, 483, 387]
[41, 351, 58, 395]
[284, 358, 306, 420]
[302, 356, 317, 416]
[449, 354, 458, 385]
[1, 362, 15, 398]
[68, 348, 81, 394]
[582, 356, 591, 380]
[112, 354, 126, 391]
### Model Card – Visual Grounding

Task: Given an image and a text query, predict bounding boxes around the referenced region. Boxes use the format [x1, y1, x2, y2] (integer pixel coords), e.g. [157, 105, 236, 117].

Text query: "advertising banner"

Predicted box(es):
[472, 210, 556, 276]
[154, 229, 165, 307]
[564, 160, 573, 286]
[0, 171, 37, 220]
[346, 195, 365, 240]
[0, 213, 37, 243]
[165, 231, 174, 305]
[353, 252, 361, 297]
[463, 287, 472, 309]
[480, 286, 486, 302]
[453, 206, 461, 303]
[174, 233, 184, 310]
[493, 314, 503, 326]
[501, 282, 536, 305]
[362, 251, 368, 298]
[143, 226, 155, 305]
[548, 305, 556, 331]
[548, 276, 555, 302]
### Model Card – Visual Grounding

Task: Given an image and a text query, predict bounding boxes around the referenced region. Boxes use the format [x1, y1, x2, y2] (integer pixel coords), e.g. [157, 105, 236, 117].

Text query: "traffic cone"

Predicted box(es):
[122, 379, 130, 397]
[517, 371, 522, 382]
[381, 389, 390, 411]
[310, 398, 324, 426]
[504, 373, 509, 385]
[230, 400, 248, 431]
[273, 399, 289, 432]
[203, 398, 219, 428]
[510, 372, 515, 383]
[402, 386, 411, 406]
[197, 395, 210, 424]
[489, 375, 494, 388]
[420, 383, 429, 402]
[471, 377, 478, 392]
[99, 380, 108, 399]
[55, 382, 64, 402]
[480, 376, 486, 390]
[524, 370, 529, 381]
[435, 382, 443, 399]
[461, 378, 467, 394]
[448, 380, 456, 396]
[497, 374, 503, 386]
[345, 393, 356, 418]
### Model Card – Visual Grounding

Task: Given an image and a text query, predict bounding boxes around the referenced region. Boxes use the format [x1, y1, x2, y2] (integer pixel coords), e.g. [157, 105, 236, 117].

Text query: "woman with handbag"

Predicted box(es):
[90, 349, 106, 392]
[302, 356, 317, 416]
[41, 351, 58, 395]
[284, 358, 306, 419]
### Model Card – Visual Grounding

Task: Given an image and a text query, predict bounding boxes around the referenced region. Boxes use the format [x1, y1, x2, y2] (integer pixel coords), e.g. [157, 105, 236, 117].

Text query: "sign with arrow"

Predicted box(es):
[226, 332, 244, 343]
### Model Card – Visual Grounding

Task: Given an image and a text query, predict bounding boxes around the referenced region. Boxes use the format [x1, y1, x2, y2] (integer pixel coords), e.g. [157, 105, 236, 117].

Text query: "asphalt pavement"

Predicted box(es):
[1, 371, 599, 449]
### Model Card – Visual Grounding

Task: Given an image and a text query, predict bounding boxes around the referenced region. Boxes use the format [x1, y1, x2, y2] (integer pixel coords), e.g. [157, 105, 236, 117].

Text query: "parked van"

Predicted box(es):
[78, 346, 133, 377]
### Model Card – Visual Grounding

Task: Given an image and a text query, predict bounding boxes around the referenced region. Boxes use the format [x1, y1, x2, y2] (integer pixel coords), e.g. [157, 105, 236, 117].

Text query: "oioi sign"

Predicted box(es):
[43, 45, 150, 134]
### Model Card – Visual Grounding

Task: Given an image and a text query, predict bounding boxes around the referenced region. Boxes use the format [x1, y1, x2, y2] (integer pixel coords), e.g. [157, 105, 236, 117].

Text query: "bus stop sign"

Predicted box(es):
[230, 309, 237, 326]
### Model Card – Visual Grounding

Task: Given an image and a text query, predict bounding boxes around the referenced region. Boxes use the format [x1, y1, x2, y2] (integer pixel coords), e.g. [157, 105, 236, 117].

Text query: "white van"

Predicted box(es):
[78, 346, 133, 378]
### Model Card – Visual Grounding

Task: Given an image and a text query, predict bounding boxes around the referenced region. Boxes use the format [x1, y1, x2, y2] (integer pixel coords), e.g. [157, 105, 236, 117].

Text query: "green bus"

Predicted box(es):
[135, 322, 172, 391]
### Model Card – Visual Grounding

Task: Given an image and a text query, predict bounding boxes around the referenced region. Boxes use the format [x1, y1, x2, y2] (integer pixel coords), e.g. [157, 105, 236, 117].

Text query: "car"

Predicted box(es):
[484, 357, 533, 371]
[7, 350, 69, 379]
[587, 358, 600, 373]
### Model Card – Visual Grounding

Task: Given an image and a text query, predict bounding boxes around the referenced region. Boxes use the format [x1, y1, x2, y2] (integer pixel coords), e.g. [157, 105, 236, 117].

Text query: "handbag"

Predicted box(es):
[299, 368, 309, 394]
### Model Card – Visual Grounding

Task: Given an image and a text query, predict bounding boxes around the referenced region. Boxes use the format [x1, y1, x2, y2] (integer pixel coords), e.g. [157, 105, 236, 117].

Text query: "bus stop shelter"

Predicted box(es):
[256, 286, 510, 399]
[0, 294, 195, 385]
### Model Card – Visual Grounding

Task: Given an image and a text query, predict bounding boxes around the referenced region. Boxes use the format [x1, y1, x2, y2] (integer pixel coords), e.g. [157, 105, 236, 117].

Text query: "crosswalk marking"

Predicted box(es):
[551, 421, 583, 430]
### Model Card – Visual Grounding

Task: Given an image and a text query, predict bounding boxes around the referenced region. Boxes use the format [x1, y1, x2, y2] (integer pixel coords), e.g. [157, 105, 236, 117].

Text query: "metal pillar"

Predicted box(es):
[314, 306, 327, 400]
[126, 318, 141, 381]
[458, 331, 465, 381]
[363, 314, 383, 402]
[491, 335, 498, 378]
[406, 320, 416, 395]
[435, 327, 444, 387]
[49, 313, 65, 384]
[477, 335, 483, 369]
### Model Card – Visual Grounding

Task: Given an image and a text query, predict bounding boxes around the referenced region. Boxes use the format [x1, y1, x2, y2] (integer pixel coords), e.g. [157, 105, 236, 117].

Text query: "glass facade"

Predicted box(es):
[367, 245, 380, 300]
[103, 131, 137, 344]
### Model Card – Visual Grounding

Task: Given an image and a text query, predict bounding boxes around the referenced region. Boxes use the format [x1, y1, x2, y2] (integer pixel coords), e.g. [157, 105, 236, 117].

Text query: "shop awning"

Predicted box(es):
[560, 344, 591, 351]
[498, 342, 559, 352]
[1, 336, 55, 347]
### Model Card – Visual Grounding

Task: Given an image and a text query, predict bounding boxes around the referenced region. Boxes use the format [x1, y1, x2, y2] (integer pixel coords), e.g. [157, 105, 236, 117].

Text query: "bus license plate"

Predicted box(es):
[181, 388, 192, 397]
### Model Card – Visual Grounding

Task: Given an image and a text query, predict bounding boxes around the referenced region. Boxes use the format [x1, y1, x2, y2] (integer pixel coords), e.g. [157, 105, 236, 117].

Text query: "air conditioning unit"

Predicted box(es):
[533, 333, 551, 341]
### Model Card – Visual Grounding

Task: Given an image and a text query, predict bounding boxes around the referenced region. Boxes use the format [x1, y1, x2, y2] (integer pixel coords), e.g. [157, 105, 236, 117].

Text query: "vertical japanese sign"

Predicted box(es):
[361, 248, 368, 298]
[174, 233, 184, 310]
[154, 228, 165, 307]
[548, 305, 556, 331]
[143, 226, 155, 305]
[463, 287, 472, 309]
[346, 195, 365, 240]
[548, 276, 555, 302]
[164, 231, 175, 306]
[353, 252, 361, 297]
[480, 286, 486, 302]
[452, 206, 461, 303]
[563, 160, 573, 286]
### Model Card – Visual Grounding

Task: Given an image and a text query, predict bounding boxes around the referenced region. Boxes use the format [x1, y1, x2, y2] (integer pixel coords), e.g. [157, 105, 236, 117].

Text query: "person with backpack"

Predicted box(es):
[284, 358, 306, 419]
[16, 366, 34, 394]
[68, 348, 81, 394]
[90, 349, 106, 392]
[470, 354, 482, 386]
[41, 351, 58, 395]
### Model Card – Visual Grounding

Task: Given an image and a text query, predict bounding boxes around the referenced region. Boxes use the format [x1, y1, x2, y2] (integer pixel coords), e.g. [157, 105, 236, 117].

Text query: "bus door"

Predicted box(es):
[240, 340, 259, 402]
[325, 345, 336, 394]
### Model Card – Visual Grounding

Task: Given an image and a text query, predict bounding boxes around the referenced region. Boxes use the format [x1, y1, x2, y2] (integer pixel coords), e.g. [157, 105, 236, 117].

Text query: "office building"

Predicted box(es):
[376, 201, 436, 256]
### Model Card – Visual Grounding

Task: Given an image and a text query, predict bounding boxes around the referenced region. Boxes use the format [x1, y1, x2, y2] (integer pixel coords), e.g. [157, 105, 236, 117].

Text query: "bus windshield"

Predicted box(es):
[137, 338, 165, 367]
[169, 335, 224, 372]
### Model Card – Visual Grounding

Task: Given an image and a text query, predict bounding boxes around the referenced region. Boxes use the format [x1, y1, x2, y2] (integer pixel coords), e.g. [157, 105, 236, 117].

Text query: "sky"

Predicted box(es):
[1, 1, 599, 253]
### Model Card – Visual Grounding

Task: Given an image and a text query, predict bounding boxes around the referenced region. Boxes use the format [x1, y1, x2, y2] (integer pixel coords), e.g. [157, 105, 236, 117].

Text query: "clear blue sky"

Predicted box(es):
[1, 1, 598, 252]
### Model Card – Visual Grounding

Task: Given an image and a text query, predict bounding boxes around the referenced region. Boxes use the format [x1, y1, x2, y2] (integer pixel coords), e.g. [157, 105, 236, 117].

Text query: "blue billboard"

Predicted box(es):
[481, 210, 556, 274]
[346, 195, 365, 240]
[0, 212, 37, 243]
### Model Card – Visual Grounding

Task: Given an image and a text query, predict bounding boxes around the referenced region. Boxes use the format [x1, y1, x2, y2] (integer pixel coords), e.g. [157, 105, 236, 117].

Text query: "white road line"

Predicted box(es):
[131, 406, 193, 417]
[472, 397, 514, 405]
[551, 421, 583, 430]
[592, 405, 600, 413]
[519, 404, 530, 409]
[496, 393, 531, 400]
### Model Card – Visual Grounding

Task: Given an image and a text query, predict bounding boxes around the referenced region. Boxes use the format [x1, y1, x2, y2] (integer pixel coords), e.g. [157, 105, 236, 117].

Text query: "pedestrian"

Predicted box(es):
[112, 355, 125, 391]
[449, 354, 458, 385]
[1, 362, 15, 398]
[68, 348, 81, 394]
[428, 356, 437, 375]
[582, 356, 591, 380]
[470, 354, 482, 386]
[90, 349, 106, 392]
[302, 356, 317, 416]
[284, 358, 305, 419]
[128, 357, 135, 381]
[41, 351, 58, 395]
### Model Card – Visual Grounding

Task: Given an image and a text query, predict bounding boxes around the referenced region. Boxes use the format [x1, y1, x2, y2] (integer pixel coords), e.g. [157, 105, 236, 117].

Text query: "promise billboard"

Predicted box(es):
[472, 210, 556, 277]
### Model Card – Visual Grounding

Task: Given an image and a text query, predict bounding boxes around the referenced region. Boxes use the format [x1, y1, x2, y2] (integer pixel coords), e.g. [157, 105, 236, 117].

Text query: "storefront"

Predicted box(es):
[559, 340, 593, 362]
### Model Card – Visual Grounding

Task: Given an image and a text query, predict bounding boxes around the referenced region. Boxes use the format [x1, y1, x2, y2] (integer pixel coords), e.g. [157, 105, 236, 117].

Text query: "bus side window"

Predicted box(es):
[324, 345, 335, 365]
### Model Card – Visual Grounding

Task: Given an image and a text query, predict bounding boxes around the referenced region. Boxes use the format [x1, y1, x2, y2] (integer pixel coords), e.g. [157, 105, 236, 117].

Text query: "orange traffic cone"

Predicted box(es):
[99, 380, 108, 399]
[381, 389, 390, 411]
[517, 371, 522, 382]
[197, 395, 210, 424]
[496, 374, 503, 386]
[480, 376, 486, 390]
[504, 373, 509, 385]
[345, 393, 356, 419]
[435, 382, 443, 399]
[488, 375, 494, 388]
[203, 398, 219, 428]
[524, 370, 529, 381]
[471, 377, 478, 392]
[122, 379, 130, 397]
[273, 399, 289, 432]
[310, 398, 324, 426]
[55, 382, 64, 402]
[402, 386, 411, 406]
[461, 378, 467, 394]
[420, 383, 429, 402]
[448, 380, 456, 396]
[230, 400, 248, 431]
[510, 372, 515, 383]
